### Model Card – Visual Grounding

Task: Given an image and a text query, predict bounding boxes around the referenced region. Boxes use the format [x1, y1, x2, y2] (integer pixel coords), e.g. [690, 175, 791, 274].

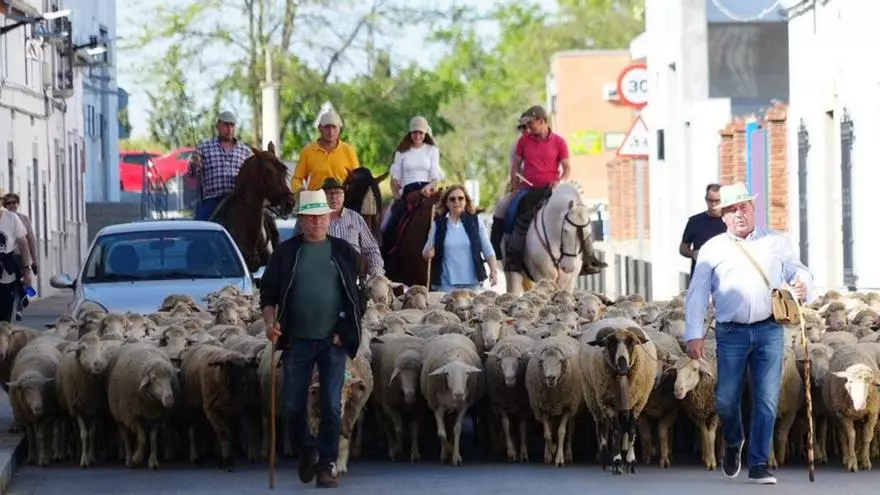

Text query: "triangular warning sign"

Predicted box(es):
[616, 116, 649, 158]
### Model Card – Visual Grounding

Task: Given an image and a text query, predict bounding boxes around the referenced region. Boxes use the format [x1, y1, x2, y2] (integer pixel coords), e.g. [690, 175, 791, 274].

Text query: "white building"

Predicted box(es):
[631, 0, 789, 300]
[66, 0, 119, 203]
[0, 0, 90, 296]
[785, 0, 880, 293]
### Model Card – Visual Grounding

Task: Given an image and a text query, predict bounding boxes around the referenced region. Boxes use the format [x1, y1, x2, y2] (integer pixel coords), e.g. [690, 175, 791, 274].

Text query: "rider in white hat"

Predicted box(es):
[291, 109, 360, 193]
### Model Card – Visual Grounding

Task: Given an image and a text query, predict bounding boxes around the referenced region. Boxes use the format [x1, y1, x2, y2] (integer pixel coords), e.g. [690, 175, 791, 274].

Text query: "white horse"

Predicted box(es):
[501, 181, 598, 296]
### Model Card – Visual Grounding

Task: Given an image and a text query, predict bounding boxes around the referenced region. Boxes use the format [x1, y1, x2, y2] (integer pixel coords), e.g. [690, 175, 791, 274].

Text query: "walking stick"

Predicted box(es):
[794, 296, 816, 482]
[268, 339, 277, 489]
[425, 203, 436, 289]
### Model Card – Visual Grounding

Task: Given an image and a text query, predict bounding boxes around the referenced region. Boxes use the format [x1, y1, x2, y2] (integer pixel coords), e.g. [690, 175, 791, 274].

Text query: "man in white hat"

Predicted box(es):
[291, 109, 360, 193]
[259, 188, 364, 488]
[684, 181, 812, 485]
[187, 111, 254, 221]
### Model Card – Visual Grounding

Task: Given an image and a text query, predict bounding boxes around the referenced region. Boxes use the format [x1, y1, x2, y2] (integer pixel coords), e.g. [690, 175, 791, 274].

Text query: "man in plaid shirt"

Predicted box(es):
[188, 111, 254, 221]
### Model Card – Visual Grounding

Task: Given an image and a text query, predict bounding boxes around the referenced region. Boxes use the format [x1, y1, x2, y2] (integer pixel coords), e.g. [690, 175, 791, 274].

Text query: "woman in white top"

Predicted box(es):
[382, 116, 445, 251]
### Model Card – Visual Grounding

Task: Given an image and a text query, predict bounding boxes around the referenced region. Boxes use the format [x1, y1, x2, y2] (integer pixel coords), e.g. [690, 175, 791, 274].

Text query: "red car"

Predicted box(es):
[119, 151, 161, 192]
[153, 147, 200, 208]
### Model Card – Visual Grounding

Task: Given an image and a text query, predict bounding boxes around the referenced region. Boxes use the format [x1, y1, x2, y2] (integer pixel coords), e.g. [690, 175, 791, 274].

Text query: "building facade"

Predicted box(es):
[0, 0, 92, 296]
[66, 0, 119, 203]
[786, 0, 880, 292]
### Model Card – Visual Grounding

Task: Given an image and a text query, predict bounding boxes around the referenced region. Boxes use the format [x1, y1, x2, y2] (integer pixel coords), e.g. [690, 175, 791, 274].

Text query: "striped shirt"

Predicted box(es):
[188, 137, 253, 200]
[684, 226, 814, 342]
[291, 208, 384, 276]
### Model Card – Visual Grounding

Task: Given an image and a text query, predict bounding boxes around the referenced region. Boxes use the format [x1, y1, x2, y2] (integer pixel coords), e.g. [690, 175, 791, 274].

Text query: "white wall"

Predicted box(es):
[787, 0, 880, 292]
[0, 0, 88, 296]
[635, 0, 732, 300]
[66, 0, 119, 203]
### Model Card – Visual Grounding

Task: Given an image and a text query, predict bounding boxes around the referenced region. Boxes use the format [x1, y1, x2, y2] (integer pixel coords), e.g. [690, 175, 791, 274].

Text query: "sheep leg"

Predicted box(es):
[76, 416, 90, 468]
[433, 408, 449, 462]
[564, 415, 575, 464]
[260, 414, 269, 460]
[387, 409, 405, 461]
[148, 425, 160, 470]
[816, 416, 828, 464]
[554, 413, 571, 467]
[35, 421, 49, 467]
[187, 425, 199, 463]
[352, 413, 364, 458]
[205, 411, 234, 472]
[623, 411, 638, 473]
[518, 416, 529, 463]
[52, 419, 63, 462]
[539, 415, 554, 464]
[610, 413, 625, 475]
[132, 423, 147, 467]
[595, 419, 610, 469]
[409, 416, 421, 462]
[706, 417, 719, 470]
[636, 416, 654, 465]
[337, 436, 350, 475]
[499, 410, 517, 462]
[775, 410, 797, 467]
[657, 408, 677, 468]
[842, 418, 857, 472]
[450, 406, 467, 466]
[858, 413, 878, 471]
[87, 420, 98, 464]
[25, 423, 36, 464]
[119, 426, 132, 466]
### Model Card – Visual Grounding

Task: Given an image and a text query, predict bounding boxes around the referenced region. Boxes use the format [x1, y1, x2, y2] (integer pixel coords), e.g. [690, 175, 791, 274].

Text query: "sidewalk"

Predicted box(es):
[25, 294, 73, 318]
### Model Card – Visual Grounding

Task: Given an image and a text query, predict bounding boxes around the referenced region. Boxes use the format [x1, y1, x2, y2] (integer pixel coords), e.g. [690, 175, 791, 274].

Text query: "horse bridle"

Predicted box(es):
[533, 203, 591, 269]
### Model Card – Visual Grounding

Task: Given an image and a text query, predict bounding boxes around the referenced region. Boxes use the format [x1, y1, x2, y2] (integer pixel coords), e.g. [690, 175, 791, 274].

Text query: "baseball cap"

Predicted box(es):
[522, 105, 548, 122]
[218, 111, 237, 124]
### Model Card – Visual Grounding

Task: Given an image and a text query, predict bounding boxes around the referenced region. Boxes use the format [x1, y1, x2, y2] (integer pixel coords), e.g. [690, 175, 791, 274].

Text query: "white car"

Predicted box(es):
[276, 217, 298, 243]
[50, 220, 258, 316]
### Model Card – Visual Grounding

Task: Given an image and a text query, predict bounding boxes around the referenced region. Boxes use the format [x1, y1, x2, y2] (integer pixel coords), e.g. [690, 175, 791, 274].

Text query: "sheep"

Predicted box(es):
[107, 344, 178, 469]
[370, 334, 427, 462]
[402, 286, 429, 310]
[7, 337, 63, 466]
[179, 344, 260, 471]
[793, 342, 834, 464]
[670, 350, 719, 470]
[55, 332, 122, 468]
[524, 335, 581, 467]
[363, 274, 400, 307]
[420, 333, 485, 466]
[468, 307, 515, 356]
[637, 329, 684, 468]
[484, 335, 536, 463]
[821, 331, 859, 351]
[580, 318, 657, 474]
[823, 301, 849, 331]
[767, 346, 805, 469]
[338, 355, 374, 475]
[822, 345, 880, 472]
[443, 289, 476, 321]
[0, 323, 39, 394]
[421, 309, 461, 325]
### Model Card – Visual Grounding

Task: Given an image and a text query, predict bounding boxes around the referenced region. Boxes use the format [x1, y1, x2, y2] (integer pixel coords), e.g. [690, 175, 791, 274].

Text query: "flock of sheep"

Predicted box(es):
[2, 275, 880, 477]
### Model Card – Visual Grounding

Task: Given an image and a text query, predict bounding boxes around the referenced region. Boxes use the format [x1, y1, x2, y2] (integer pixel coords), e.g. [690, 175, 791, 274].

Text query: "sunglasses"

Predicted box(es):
[448, 196, 465, 202]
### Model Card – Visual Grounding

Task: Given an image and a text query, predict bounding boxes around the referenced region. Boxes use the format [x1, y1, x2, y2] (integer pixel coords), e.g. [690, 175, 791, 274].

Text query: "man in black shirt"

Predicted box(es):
[680, 183, 727, 282]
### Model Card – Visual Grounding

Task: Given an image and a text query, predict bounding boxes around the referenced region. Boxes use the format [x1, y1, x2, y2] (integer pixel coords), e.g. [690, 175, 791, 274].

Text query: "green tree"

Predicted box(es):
[118, 106, 133, 139]
[120, 138, 169, 154]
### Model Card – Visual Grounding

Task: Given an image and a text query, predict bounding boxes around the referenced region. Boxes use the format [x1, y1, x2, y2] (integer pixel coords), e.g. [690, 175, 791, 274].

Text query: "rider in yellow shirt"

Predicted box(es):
[291, 110, 360, 192]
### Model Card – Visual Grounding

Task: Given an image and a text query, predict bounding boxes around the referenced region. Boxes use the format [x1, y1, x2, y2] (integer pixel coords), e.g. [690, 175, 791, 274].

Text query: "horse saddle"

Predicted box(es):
[504, 188, 551, 235]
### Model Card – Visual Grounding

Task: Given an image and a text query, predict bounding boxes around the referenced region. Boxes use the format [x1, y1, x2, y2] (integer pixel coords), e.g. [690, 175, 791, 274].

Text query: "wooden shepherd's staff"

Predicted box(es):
[268, 337, 277, 489]
[794, 295, 816, 482]
[426, 203, 437, 289]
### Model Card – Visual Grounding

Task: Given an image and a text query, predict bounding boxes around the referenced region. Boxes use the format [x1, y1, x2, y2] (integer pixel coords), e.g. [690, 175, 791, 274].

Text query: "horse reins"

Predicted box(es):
[533, 203, 591, 269]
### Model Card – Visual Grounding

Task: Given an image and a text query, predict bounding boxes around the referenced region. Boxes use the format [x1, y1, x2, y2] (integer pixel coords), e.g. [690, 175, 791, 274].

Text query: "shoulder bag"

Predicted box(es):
[732, 239, 801, 326]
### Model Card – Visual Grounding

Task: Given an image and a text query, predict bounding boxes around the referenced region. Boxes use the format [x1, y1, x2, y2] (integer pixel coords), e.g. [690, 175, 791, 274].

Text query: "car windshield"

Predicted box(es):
[81, 229, 245, 283]
[121, 153, 157, 166]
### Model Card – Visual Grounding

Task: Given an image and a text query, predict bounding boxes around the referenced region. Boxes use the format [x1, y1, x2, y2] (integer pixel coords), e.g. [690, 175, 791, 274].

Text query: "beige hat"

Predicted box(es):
[409, 116, 431, 135]
[218, 111, 237, 124]
[297, 190, 333, 215]
[318, 110, 343, 128]
[714, 181, 757, 210]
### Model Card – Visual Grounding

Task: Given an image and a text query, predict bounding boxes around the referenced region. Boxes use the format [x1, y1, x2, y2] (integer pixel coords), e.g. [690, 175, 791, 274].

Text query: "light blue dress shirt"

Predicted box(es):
[423, 213, 495, 290]
[684, 226, 814, 342]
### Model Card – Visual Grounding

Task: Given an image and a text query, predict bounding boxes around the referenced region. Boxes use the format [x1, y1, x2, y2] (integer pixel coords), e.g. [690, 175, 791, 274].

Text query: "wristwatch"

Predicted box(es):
[21, 265, 31, 273]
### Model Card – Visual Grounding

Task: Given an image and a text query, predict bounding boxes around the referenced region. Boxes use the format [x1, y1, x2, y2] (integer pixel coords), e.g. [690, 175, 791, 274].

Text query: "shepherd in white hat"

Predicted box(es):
[259, 186, 363, 489]
[382, 115, 445, 252]
[291, 108, 361, 193]
[682, 180, 813, 486]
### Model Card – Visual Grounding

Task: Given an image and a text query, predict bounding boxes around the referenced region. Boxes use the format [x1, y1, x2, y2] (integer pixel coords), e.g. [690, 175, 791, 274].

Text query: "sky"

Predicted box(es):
[115, 0, 499, 140]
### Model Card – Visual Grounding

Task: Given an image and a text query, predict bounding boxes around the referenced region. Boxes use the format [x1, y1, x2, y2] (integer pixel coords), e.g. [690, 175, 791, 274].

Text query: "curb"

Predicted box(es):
[0, 431, 26, 494]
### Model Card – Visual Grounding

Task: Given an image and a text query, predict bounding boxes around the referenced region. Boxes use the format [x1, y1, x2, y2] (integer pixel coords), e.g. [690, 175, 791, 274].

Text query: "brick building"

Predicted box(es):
[546, 50, 635, 206]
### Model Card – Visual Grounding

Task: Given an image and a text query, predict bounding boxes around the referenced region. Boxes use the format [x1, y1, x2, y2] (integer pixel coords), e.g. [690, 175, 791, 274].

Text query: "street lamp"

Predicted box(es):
[0, 9, 71, 36]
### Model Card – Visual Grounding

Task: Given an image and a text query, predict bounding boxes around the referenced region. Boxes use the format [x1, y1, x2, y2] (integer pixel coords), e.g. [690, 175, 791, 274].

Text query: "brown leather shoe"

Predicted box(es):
[315, 466, 339, 488]
[298, 448, 317, 484]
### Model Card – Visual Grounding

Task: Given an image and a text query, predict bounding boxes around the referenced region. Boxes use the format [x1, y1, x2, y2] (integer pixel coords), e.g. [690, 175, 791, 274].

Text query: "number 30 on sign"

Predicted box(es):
[616, 63, 648, 109]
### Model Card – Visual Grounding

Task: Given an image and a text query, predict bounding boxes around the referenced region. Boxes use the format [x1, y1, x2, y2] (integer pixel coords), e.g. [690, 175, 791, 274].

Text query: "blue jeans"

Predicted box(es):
[281, 336, 348, 468]
[714, 318, 784, 469]
[194, 196, 223, 221]
[432, 283, 480, 292]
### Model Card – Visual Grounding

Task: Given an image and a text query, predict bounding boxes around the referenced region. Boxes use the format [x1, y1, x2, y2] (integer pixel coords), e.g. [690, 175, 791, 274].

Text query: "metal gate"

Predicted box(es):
[797, 120, 809, 265]
[840, 109, 857, 290]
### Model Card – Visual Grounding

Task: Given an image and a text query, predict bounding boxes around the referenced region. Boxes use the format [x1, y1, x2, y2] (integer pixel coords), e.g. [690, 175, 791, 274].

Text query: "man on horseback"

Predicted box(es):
[495, 105, 605, 278]
[187, 111, 254, 221]
[291, 110, 360, 193]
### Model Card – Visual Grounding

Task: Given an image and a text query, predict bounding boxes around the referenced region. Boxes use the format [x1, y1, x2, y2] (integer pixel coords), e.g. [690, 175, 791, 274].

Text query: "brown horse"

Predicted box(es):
[343, 167, 389, 244]
[382, 188, 444, 287]
[210, 142, 296, 272]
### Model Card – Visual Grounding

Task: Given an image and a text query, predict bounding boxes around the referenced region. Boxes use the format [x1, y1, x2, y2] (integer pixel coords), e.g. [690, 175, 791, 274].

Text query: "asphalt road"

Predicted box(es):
[8, 296, 880, 493]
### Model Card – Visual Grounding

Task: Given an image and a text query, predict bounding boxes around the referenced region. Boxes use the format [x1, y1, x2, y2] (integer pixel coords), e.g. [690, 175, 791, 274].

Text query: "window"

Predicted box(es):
[42, 182, 48, 254]
[82, 229, 245, 283]
[5, 142, 12, 194]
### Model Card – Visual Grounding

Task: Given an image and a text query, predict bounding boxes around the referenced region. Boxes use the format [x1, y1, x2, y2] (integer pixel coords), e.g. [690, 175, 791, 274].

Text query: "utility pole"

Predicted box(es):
[261, 49, 280, 151]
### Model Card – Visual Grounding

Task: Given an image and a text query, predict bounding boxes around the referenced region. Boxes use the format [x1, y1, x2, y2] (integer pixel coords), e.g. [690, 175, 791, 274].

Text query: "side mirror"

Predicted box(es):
[252, 266, 265, 288]
[50, 273, 75, 290]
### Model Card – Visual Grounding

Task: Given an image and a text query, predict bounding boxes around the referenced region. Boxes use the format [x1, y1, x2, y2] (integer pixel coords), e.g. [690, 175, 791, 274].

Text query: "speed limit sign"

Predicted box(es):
[616, 63, 648, 108]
